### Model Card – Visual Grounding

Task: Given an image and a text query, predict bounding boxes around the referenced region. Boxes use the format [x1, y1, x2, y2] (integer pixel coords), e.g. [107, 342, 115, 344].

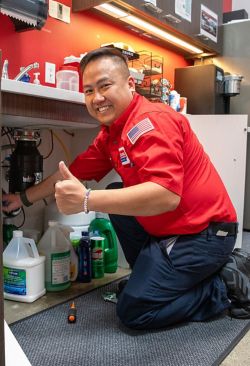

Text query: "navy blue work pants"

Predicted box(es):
[109, 207, 236, 330]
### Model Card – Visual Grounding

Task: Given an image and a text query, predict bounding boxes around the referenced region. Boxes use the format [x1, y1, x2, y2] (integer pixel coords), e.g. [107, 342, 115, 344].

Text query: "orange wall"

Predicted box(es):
[0, 0, 191, 87]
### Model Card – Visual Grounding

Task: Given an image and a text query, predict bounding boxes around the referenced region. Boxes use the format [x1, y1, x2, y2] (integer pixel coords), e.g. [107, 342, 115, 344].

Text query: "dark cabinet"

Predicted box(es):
[160, 0, 223, 54]
[72, 0, 223, 55]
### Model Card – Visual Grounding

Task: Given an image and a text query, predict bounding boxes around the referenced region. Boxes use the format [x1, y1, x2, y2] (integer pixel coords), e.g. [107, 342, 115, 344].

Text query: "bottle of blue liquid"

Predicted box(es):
[77, 232, 92, 283]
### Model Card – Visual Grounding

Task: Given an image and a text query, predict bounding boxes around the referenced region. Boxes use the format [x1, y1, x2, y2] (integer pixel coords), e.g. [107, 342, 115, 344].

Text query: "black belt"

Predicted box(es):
[199, 222, 238, 236]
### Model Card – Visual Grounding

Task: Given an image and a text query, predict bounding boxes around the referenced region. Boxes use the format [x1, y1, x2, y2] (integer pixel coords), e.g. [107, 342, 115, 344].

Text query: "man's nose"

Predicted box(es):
[93, 90, 105, 103]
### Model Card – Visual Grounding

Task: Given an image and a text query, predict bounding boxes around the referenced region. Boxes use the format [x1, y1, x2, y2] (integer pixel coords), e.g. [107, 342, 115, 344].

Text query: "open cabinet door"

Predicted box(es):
[0, 49, 6, 366]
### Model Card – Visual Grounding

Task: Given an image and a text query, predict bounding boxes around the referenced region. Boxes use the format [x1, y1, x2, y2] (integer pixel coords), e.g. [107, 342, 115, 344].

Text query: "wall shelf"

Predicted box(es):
[1, 79, 98, 129]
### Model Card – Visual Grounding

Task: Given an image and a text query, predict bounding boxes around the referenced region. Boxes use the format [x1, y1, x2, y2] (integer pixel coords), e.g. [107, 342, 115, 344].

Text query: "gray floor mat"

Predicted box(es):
[10, 280, 250, 366]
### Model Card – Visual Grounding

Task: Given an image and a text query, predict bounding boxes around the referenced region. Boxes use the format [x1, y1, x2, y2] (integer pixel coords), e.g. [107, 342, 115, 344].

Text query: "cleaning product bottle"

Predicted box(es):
[89, 214, 118, 273]
[59, 224, 78, 282]
[3, 230, 46, 303]
[90, 236, 105, 279]
[2, 59, 9, 79]
[2, 218, 18, 249]
[77, 231, 92, 282]
[37, 221, 71, 292]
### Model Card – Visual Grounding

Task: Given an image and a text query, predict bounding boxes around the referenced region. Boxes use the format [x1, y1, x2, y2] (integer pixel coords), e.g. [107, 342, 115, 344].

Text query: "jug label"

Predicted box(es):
[51, 251, 70, 285]
[3, 266, 26, 295]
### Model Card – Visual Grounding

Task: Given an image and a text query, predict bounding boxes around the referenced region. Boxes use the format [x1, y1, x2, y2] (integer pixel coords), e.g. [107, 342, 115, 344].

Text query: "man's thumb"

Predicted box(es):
[59, 161, 75, 180]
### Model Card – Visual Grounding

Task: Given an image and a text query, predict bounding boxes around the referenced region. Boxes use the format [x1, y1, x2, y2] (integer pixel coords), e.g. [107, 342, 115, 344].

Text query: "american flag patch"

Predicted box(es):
[127, 118, 154, 144]
[119, 147, 130, 165]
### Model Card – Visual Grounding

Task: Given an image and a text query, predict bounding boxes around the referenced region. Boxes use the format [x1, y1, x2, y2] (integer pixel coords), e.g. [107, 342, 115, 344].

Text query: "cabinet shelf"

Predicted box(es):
[1, 79, 98, 129]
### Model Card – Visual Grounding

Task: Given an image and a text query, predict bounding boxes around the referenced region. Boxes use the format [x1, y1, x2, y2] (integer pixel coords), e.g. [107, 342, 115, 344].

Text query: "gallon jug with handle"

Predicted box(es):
[3, 230, 46, 303]
[37, 221, 71, 292]
[89, 214, 118, 273]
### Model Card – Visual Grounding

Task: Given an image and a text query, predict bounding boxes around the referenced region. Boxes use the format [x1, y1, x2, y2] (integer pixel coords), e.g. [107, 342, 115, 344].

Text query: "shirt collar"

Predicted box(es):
[102, 92, 141, 137]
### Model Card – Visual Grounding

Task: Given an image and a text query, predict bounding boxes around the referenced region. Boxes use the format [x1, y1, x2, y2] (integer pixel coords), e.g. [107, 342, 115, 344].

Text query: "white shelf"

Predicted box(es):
[1, 78, 85, 104]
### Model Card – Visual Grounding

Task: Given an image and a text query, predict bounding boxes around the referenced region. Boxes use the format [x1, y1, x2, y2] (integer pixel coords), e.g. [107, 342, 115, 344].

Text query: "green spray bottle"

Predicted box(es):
[89, 213, 118, 273]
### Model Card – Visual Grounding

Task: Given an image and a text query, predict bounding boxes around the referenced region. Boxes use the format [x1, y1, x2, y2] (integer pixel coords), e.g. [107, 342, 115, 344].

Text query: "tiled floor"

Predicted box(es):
[4, 233, 250, 365]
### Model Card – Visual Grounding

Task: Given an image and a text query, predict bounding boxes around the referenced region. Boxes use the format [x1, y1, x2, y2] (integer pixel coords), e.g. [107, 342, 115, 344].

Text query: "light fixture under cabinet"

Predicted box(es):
[94, 3, 204, 54]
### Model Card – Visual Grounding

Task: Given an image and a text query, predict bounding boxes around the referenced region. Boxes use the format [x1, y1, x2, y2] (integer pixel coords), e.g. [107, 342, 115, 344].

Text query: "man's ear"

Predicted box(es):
[128, 75, 136, 92]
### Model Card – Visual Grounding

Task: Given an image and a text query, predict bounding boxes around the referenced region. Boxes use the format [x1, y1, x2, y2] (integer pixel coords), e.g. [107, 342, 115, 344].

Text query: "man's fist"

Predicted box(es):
[55, 161, 87, 215]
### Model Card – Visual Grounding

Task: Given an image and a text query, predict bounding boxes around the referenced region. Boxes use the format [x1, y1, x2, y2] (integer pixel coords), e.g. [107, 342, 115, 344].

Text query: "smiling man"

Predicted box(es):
[3, 47, 247, 329]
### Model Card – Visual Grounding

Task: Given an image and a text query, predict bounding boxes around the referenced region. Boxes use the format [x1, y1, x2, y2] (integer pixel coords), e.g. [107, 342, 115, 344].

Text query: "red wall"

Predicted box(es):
[0, 0, 190, 87]
[223, 0, 232, 12]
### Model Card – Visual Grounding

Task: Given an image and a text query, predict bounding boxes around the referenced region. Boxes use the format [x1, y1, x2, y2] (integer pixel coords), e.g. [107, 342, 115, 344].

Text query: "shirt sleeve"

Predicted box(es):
[69, 130, 113, 182]
[125, 112, 186, 195]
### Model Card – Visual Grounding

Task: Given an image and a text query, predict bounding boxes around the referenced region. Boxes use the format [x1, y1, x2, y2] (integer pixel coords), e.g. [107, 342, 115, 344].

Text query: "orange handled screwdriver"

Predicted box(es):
[68, 301, 76, 323]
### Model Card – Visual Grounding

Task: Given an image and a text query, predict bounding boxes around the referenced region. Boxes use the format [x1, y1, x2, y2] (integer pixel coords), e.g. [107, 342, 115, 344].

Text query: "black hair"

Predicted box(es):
[80, 47, 130, 77]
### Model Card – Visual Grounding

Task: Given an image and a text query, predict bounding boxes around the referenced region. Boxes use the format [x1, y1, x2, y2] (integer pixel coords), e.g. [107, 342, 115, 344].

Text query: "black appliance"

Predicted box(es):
[174, 64, 229, 114]
[9, 130, 43, 193]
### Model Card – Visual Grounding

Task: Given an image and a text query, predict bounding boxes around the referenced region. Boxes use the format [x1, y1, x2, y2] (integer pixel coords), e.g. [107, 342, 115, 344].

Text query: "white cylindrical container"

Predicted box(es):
[56, 66, 79, 92]
[169, 90, 180, 111]
[3, 230, 46, 303]
[44, 200, 95, 231]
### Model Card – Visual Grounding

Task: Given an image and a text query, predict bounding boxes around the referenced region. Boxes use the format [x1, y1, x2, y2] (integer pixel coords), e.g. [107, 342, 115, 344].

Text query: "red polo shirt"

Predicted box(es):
[70, 93, 236, 236]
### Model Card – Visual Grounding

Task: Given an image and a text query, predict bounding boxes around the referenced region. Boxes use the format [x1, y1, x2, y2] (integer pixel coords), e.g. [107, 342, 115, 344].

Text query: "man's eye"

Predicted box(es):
[84, 89, 93, 95]
[101, 83, 112, 90]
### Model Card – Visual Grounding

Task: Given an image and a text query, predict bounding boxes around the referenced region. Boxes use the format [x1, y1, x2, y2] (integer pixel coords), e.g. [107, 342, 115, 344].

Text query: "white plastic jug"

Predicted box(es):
[37, 221, 71, 292]
[3, 230, 46, 303]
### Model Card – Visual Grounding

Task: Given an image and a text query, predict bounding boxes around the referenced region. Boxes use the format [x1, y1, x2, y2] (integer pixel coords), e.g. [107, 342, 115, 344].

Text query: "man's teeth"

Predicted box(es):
[98, 106, 110, 112]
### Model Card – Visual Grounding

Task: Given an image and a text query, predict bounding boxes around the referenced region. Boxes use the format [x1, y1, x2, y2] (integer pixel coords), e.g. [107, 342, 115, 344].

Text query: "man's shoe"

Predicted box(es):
[220, 248, 250, 304]
[229, 301, 250, 319]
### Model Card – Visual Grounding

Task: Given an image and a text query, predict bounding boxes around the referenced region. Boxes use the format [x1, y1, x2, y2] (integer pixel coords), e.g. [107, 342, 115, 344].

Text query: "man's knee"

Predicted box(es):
[116, 294, 154, 330]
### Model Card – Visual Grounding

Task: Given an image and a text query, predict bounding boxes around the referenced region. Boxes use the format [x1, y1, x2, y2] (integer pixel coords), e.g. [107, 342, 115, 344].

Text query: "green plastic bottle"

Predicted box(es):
[89, 214, 118, 273]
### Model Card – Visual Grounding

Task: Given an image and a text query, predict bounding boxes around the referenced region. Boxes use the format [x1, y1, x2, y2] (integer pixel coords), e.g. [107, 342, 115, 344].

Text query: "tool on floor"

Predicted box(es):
[68, 301, 76, 323]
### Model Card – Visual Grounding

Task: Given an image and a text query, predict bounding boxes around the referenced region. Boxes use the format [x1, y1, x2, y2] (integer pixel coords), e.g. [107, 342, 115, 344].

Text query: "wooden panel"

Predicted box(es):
[2, 92, 98, 127]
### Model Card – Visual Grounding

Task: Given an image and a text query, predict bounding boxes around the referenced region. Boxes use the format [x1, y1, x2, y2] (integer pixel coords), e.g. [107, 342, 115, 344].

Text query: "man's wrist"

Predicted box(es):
[19, 190, 33, 207]
[83, 188, 91, 214]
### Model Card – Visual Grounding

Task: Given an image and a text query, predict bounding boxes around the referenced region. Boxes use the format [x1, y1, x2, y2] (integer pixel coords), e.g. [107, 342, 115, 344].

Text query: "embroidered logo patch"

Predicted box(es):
[119, 147, 131, 165]
[127, 118, 154, 144]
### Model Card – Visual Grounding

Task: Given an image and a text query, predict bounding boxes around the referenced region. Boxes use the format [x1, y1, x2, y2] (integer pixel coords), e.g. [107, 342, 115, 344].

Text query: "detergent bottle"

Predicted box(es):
[37, 221, 71, 292]
[89, 213, 118, 273]
[3, 230, 46, 303]
[58, 224, 79, 282]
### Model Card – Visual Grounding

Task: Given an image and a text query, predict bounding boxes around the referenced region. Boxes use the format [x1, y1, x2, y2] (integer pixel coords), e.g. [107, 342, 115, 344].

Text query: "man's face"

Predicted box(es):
[83, 57, 135, 127]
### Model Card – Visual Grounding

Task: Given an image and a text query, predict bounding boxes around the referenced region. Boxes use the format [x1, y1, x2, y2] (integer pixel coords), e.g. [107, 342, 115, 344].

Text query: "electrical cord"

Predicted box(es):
[42, 130, 54, 159]
[16, 207, 26, 229]
[52, 130, 71, 164]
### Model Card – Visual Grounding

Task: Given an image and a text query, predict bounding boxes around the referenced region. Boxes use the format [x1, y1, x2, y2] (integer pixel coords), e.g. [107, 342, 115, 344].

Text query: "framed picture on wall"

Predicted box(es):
[200, 4, 218, 42]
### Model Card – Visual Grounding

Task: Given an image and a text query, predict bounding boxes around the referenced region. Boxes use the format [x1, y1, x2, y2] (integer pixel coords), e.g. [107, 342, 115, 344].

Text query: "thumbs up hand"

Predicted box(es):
[55, 161, 87, 215]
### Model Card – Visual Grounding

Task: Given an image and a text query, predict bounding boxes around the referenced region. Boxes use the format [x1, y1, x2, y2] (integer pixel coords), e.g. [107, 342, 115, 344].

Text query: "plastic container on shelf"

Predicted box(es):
[63, 54, 86, 93]
[3, 230, 46, 303]
[37, 221, 71, 292]
[56, 66, 79, 92]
